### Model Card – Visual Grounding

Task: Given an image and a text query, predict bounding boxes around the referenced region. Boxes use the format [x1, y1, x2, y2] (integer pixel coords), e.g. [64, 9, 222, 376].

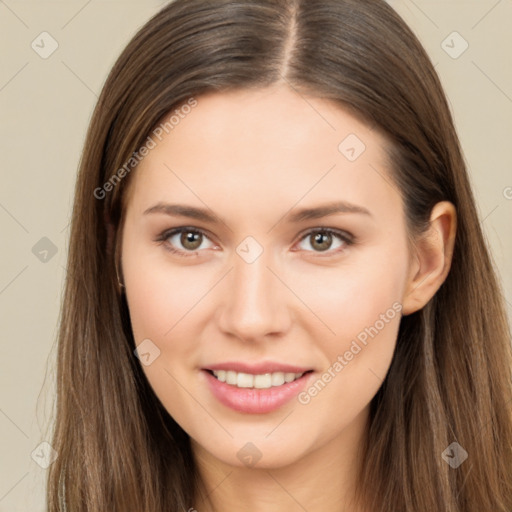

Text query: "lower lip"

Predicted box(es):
[203, 370, 312, 414]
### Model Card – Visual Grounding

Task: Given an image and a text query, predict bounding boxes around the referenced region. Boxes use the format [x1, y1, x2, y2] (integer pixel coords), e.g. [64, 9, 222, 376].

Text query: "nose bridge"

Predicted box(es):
[218, 247, 288, 341]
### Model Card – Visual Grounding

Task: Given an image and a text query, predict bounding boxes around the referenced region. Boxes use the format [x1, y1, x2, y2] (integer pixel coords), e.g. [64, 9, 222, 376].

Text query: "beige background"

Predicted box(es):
[1, 1, 511, 510]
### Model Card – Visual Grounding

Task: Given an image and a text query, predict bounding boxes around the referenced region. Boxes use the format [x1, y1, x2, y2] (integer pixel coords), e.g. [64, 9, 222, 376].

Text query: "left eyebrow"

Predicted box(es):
[286, 201, 373, 222]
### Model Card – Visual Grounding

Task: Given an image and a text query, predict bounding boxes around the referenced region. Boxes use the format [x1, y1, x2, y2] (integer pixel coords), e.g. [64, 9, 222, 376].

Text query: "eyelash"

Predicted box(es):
[155, 226, 355, 258]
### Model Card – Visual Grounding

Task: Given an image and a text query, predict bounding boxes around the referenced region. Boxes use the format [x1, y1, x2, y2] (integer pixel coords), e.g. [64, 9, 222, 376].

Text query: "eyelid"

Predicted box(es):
[296, 226, 354, 242]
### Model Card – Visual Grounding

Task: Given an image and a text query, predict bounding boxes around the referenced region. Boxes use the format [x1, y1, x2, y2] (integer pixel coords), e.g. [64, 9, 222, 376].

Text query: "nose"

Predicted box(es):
[217, 249, 292, 343]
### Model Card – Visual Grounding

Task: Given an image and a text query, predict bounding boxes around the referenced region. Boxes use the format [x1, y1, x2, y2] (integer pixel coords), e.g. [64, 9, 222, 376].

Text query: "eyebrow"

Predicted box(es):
[143, 200, 372, 224]
[286, 201, 372, 222]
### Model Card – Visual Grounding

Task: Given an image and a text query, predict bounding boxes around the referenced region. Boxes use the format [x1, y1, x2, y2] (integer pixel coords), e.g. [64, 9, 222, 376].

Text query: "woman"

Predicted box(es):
[46, 0, 512, 510]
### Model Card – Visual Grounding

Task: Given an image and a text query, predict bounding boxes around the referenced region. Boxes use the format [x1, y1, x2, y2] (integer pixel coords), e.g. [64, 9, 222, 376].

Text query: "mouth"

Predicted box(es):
[206, 369, 313, 389]
[202, 367, 315, 414]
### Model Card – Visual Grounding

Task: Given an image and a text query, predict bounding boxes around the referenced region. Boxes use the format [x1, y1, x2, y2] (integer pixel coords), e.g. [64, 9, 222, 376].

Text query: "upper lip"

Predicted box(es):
[204, 361, 313, 374]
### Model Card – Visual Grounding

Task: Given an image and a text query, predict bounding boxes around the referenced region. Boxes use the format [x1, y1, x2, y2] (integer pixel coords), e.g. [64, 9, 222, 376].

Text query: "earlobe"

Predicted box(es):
[401, 201, 457, 316]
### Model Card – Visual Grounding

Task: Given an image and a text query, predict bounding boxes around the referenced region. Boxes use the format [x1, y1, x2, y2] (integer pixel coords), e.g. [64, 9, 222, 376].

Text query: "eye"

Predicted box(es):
[156, 227, 216, 257]
[295, 228, 354, 254]
[156, 226, 354, 258]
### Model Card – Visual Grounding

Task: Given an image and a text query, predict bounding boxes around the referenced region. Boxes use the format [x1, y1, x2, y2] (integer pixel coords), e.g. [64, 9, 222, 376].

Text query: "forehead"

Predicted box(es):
[126, 85, 401, 225]
[150, 85, 378, 167]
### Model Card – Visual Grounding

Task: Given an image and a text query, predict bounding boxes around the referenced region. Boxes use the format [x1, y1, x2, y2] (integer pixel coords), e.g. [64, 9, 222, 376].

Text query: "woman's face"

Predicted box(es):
[120, 84, 415, 469]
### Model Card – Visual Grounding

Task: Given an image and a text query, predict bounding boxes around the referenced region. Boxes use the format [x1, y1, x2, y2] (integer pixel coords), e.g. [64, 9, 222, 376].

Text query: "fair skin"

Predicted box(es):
[120, 84, 456, 512]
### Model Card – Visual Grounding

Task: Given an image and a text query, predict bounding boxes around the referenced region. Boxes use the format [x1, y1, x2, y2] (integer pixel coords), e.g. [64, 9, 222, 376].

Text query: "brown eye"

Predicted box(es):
[158, 227, 216, 256]
[180, 230, 203, 250]
[310, 232, 333, 251]
[296, 228, 352, 254]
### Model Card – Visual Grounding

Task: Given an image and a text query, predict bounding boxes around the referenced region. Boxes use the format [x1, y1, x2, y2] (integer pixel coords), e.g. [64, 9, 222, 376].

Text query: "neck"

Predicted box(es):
[192, 406, 370, 512]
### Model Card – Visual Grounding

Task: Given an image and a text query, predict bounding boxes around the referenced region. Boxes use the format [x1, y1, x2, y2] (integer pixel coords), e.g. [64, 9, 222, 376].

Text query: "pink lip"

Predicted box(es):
[204, 361, 312, 374]
[202, 369, 314, 414]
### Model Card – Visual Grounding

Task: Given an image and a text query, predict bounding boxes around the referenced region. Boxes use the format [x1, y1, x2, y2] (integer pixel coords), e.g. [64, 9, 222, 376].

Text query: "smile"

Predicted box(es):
[210, 370, 307, 389]
[203, 369, 314, 414]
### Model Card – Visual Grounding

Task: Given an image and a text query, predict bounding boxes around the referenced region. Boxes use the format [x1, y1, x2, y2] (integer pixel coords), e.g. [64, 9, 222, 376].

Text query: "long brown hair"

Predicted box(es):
[46, 0, 512, 510]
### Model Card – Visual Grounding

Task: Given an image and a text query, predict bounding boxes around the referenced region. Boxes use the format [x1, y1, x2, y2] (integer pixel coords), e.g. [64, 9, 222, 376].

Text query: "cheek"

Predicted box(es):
[290, 244, 406, 405]
[290, 243, 407, 343]
[295, 281, 402, 432]
[123, 242, 214, 344]
[122, 248, 212, 427]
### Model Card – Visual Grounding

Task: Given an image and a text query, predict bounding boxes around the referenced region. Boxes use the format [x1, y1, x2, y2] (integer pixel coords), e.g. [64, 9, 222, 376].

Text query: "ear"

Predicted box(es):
[401, 201, 457, 316]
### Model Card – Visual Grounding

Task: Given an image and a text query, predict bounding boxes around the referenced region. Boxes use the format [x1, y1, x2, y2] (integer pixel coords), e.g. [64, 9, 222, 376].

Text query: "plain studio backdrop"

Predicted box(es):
[0, 1, 511, 510]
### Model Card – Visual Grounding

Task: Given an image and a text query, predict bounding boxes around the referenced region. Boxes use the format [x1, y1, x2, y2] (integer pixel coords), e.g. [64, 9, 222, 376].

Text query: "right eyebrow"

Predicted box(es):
[143, 203, 225, 224]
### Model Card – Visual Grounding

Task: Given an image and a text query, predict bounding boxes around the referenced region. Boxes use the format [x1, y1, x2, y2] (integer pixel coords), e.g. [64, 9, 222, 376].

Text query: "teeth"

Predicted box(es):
[237, 373, 254, 388]
[211, 370, 305, 388]
[254, 374, 272, 389]
[271, 372, 285, 386]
